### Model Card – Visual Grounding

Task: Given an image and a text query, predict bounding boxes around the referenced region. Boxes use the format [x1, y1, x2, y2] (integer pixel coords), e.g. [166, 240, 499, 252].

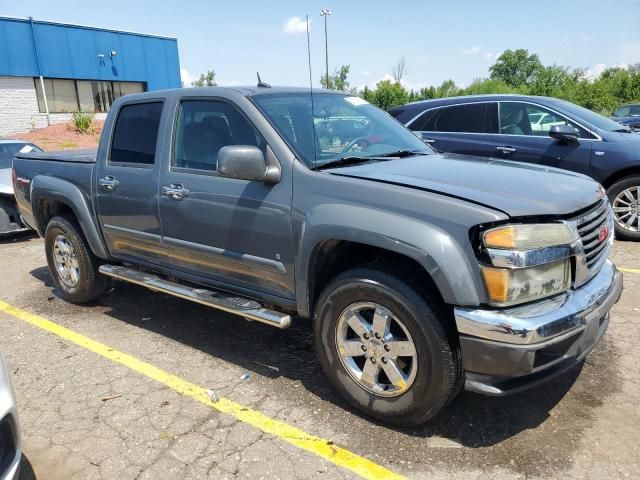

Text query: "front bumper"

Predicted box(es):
[454, 260, 623, 395]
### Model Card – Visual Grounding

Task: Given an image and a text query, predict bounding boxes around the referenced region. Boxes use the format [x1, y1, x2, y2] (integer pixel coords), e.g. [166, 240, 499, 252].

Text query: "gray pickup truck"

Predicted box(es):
[13, 86, 623, 425]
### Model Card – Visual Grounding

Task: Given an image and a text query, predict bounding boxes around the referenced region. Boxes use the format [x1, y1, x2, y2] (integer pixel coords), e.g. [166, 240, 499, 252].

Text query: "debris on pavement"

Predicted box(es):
[101, 394, 123, 402]
[206, 389, 219, 402]
[240, 372, 250, 381]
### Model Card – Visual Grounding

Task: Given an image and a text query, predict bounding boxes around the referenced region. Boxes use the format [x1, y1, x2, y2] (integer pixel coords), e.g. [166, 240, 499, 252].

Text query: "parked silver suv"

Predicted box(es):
[0, 354, 21, 480]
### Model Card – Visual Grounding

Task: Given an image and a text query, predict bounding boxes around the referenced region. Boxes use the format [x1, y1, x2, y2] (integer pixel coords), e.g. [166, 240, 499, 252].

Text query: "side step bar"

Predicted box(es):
[98, 265, 291, 329]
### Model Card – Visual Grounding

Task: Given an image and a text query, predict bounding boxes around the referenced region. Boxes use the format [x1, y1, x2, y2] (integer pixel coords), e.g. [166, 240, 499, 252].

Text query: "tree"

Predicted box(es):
[391, 57, 408, 84]
[320, 65, 351, 91]
[489, 49, 542, 88]
[364, 80, 410, 110]
[464, 78, 516, 95]
[435, 79, 461, 98]
[192, 70, 217, 87]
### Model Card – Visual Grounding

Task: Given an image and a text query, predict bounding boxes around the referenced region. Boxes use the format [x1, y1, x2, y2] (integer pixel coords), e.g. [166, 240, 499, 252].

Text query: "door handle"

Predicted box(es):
[162, 183, 190, 200]
[496, 146, 517, 154]
[422, 137, 436, 144]
[98, 175, 120, 191]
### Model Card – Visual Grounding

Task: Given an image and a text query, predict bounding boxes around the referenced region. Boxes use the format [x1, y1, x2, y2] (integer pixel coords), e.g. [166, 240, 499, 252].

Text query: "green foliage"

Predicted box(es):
[489, 49, 543, 88]
[72, 112, 94, 134]
[192, 70, 217, 87]
[321, 65, 352, 91]
[356, 50, 640, 116]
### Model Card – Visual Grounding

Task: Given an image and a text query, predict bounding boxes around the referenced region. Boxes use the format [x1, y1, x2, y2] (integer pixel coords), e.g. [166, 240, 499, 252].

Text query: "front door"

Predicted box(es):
[95, 100, 168, 266]
[158, 98, 294, 300]
[490, 101, 593, 174]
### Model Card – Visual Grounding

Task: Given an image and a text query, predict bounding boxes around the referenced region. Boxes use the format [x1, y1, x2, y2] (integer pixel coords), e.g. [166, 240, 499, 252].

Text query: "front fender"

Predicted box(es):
[295, 204, 487, 317]
[30, 176, 109, 259]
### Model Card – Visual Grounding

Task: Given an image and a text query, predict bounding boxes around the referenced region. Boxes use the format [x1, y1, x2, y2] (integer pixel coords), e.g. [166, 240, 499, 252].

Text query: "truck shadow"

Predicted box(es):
[29, 267, 601, 450]
[0, 231, 37, 244]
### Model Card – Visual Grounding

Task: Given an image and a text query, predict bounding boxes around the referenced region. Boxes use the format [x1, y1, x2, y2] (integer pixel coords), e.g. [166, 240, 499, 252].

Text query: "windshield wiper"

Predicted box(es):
[314, 155, 384, 171]
[612, 127, 632, 133]
[372, 149, 429, 158]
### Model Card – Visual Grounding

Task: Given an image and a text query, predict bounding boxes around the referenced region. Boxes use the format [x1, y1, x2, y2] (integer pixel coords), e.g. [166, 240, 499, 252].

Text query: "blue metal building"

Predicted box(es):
[0, 16, 181, 135]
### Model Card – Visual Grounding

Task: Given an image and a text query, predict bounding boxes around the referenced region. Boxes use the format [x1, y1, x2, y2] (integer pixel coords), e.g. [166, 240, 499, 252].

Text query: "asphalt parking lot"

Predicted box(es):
[0, 234, 638, 480]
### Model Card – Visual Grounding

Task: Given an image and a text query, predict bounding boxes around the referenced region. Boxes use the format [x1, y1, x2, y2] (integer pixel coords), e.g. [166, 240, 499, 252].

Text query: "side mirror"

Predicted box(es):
[217, 146, 280, 183]
[549, 124, 579, 143]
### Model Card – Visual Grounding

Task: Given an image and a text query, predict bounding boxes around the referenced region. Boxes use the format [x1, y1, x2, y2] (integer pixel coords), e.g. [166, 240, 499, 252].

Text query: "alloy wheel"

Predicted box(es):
[335, 302, 418, 397]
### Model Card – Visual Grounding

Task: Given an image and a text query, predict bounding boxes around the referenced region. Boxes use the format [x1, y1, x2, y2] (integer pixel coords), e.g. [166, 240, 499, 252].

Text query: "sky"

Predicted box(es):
[2, 0, 639, 90]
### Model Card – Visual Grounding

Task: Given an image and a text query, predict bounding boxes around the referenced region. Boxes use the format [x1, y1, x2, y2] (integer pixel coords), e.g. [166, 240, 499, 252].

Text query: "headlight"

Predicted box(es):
[479, 223, 576, 307]
[483, 224, 575, 250]
[481, 258, 571, 307]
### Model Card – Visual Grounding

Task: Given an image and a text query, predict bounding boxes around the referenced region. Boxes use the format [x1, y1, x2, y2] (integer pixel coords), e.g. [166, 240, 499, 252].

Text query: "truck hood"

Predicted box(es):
[0, 168, 13, 195]
[327, 153, 603, 218]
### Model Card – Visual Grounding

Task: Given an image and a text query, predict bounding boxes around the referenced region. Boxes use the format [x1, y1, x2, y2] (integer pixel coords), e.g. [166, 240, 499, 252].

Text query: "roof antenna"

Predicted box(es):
[256, 72, 271, 88]
[306, 14, 318, 169]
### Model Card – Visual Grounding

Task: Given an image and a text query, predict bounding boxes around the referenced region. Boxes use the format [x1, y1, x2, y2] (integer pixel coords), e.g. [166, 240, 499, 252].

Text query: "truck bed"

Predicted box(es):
[15, 148, 97, 163]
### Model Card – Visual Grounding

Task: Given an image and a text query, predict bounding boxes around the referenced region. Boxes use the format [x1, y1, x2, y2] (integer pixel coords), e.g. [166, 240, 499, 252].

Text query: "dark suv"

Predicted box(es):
[389, 95, 640, 240]
[612, 103, 640, 132]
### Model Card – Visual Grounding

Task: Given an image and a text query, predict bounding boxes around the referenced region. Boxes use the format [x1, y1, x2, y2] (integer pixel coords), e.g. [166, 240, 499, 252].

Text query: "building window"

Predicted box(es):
[34, 78, 146, 113]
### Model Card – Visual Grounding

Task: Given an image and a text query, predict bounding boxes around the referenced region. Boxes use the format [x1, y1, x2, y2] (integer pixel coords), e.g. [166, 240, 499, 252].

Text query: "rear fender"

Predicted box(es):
[30, 175, 109, 259]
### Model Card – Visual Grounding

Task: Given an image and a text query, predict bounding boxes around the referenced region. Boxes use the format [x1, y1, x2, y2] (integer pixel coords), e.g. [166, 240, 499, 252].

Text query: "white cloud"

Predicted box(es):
[180, 68, 193, 86]
[581, 34, 595, 43]
[362, 70, 371, 76]
[485, 52, 495, 60]
[462, 45, 481, 55]
[283, 16, 309, 34]
[585, 63, 607, 80]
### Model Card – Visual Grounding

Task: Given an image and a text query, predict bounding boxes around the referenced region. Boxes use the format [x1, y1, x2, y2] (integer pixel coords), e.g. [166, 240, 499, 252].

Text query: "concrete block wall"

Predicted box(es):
[0, 77, 106, 137]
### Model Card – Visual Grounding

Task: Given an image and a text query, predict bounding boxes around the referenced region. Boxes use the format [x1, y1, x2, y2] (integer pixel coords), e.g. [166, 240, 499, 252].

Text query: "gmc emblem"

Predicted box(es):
[598, 225, 609, 242]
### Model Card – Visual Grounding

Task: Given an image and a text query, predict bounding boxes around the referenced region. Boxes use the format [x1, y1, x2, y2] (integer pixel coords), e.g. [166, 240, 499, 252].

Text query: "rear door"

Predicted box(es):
[489, 101, 593, 173]
[95, 100, 169, 266]
[410, 102, 499, 155]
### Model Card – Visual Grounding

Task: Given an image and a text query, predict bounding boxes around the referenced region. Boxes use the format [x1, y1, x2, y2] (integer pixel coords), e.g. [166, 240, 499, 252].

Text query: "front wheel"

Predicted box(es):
[608, 175, 640, 241]
[44, 215, 109, 303]
[314, 265, 462, 426]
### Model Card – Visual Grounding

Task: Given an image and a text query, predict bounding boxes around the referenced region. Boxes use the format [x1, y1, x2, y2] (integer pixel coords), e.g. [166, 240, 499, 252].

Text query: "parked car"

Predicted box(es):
[0, 354, 21, 480]
[611, 103, 640, 132]
[13, 87, 622, 425]
[0, 140, 41, 236]
[389, 95, 640, 241]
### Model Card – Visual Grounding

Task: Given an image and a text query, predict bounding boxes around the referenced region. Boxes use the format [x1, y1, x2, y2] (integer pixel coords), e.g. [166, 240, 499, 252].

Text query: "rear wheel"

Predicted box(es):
[608, 175, 640, 241]
[314, 265, 462, 426]
[45, 215, 108, 303]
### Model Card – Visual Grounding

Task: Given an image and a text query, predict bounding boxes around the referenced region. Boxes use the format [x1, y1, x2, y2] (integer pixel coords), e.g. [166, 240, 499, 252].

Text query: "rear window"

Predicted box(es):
[110, 102, 163, 165]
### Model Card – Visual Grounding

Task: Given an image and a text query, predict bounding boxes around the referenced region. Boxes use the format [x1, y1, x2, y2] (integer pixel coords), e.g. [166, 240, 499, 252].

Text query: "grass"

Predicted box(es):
[59, 142, 79, 149]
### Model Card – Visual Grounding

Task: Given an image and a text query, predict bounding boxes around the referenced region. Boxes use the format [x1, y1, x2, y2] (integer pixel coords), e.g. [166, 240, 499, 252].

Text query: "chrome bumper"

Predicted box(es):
[454, 260, 623, 395]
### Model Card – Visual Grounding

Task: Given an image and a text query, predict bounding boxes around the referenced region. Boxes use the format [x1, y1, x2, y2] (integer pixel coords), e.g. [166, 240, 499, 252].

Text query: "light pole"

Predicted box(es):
[320, 9, 332, 88]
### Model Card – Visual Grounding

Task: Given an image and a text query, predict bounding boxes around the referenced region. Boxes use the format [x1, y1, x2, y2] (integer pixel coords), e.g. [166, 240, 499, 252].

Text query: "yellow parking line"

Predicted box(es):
[619, 267, 640, 274]
[0, 301, 405, 480]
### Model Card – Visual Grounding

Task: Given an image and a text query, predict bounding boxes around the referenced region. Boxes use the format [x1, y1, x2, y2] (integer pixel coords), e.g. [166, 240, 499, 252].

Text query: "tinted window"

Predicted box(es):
[414, 103, 492, 133]
[110, 102, 163, 165]
[174, 100, 265, 171]
[499, 102, 588, 137]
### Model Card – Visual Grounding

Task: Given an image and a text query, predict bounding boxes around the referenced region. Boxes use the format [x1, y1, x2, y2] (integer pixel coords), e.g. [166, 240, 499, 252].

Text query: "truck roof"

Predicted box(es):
[130, 86, 348, 99]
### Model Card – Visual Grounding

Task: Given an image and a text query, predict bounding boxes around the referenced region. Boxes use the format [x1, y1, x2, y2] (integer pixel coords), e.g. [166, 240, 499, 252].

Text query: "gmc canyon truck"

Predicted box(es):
[13, 86, 623, 425]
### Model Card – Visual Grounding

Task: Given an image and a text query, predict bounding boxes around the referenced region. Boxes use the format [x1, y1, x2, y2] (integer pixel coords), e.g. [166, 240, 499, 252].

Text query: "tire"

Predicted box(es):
[608, 175, 640, 241]
[44, 215, 109, 303]
[314, 264, 462, 426]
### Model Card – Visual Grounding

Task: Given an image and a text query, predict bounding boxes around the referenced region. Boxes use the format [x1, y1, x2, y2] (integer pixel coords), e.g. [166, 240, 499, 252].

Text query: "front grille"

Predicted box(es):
[574, 200, 613, 284]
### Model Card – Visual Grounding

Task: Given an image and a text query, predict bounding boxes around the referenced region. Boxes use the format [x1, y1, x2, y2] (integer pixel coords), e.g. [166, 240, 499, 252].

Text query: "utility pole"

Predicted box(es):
[320, 9, 332, 88]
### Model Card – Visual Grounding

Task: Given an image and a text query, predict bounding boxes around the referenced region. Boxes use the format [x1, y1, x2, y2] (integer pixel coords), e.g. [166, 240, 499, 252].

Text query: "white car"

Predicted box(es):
[0, 354, 21, 480]
[0, 140, 41, 235]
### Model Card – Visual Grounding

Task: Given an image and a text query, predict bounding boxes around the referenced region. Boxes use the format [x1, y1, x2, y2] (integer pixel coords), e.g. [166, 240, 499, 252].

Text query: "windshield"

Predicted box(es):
[551, 99, 629, 132]
[0, 142, 40, 169]
[252, 93, 432, 169]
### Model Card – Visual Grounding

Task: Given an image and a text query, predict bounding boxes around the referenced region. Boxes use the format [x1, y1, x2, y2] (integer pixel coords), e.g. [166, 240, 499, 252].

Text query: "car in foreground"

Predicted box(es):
[611, 103, 640, 132]
[13, 87, 622, 425]
[0, 140, 41, 236]
[0, 354, 21, 480]
[389, 95, 640, 241]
